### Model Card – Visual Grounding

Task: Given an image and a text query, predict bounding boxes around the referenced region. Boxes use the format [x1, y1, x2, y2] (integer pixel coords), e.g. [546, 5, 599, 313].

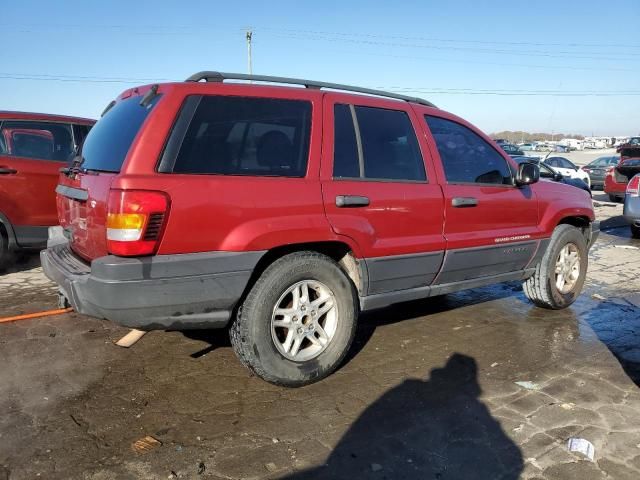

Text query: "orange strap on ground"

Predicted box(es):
[0, 307, 73, 324]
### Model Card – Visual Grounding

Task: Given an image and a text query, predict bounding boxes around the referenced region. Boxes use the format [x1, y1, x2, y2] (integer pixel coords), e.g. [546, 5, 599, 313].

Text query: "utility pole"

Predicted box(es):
[246, 30, 253, 76]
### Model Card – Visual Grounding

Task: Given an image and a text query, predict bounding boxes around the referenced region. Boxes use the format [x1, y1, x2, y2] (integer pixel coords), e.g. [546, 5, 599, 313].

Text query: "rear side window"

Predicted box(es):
[172, 96, 312, 177]
[333, 104, 360, 178]
[0, 121, 73, 161]
[81, 95, 161, 173]
[425, 116, 512, 185]
[333, 104, 426, 181]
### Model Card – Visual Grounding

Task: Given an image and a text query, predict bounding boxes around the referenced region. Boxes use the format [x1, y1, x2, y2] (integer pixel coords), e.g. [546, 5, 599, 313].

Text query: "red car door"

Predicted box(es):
[0, 120, 74, 246]
[320, 93, 445, 295]
[419, 110, 542, 284]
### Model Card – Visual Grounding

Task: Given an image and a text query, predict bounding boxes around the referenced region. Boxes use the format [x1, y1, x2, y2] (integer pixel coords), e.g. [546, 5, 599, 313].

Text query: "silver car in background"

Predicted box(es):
[623, 174, 640, 238]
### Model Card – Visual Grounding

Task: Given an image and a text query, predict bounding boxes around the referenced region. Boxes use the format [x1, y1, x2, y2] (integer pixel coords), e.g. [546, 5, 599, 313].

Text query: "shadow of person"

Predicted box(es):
[287, 354, 523, 480]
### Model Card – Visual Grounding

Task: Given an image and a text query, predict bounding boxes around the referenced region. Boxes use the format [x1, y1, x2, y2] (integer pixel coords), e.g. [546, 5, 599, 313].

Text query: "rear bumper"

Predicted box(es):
[41, 230, 264, 330]
[604, 177, 627, 195]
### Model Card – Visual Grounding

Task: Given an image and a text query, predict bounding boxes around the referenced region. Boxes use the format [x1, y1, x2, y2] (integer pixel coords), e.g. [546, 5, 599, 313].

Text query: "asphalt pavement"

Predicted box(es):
[0, 191, 639, 480]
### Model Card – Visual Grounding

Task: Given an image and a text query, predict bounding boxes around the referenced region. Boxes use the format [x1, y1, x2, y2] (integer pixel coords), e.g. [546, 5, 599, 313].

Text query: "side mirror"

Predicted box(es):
[516, 162, 540, 186]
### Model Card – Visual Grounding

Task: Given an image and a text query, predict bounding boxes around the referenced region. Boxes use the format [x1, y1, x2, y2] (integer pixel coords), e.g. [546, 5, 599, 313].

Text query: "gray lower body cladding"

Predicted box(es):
[14, 225, 49, 248]
[364, 251, 444, 294]
[360, 238, 548, 311]
[41, 240, 265, 330]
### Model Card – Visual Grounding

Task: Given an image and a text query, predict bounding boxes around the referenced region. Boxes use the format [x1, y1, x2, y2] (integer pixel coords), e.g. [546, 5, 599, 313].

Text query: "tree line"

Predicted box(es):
[490, 131, 586, 143]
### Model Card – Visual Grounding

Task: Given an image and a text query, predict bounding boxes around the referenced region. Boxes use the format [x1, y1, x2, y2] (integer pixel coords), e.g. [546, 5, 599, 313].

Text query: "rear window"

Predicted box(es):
[81, 95, 161, 172]
[0, 121, 73, 161]
[171, 96, 312, 177]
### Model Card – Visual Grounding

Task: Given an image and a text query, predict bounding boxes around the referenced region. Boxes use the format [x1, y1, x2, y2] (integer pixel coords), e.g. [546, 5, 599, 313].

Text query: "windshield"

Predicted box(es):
[80, 94, 161, 172]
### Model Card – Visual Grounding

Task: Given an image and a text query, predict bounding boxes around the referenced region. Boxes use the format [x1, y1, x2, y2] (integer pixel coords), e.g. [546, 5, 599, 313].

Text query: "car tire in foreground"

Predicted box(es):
[0, 226, 10, 271]
[230, 251, 358, 387]
[523, 224, 588, 309]
[631, 225, 640, 239]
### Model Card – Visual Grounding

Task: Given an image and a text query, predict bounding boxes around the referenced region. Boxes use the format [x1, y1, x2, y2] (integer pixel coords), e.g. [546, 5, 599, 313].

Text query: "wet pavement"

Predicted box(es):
[1, 195, 639, 480]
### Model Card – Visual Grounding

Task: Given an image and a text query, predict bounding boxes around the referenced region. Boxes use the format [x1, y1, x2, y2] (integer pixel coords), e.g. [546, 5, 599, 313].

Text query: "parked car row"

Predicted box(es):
[0, 111, 95, 267]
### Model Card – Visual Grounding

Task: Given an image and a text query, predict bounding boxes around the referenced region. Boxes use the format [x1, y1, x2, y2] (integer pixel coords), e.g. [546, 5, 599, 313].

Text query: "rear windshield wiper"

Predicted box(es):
[60, 147, 84, 177]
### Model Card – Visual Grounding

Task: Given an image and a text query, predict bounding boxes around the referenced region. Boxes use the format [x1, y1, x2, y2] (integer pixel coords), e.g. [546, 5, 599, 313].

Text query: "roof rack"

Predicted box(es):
[185, 71, 436, 108]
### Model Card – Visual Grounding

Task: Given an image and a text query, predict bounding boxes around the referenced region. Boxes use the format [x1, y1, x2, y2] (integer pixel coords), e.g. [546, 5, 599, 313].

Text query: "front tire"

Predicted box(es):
[230, 251, 358, 387]
[523, 225, 588, 309]
[631, 225, 640, 239]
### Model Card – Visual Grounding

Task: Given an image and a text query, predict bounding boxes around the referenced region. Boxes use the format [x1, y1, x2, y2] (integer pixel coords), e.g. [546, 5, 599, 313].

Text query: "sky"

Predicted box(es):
[2, 0, 639, 136]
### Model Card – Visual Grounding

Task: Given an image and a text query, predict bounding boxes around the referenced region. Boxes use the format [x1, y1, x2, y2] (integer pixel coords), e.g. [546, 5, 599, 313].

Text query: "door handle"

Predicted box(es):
[452, 197, 478, 208]
[0, 167, 17, 175]
[336, 195, 370, 208]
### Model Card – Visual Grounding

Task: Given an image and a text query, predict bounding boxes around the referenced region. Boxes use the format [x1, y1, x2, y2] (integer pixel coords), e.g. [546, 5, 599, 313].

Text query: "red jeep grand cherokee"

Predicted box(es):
[42, 72, 598, 386]
[0, 111, 94, 267]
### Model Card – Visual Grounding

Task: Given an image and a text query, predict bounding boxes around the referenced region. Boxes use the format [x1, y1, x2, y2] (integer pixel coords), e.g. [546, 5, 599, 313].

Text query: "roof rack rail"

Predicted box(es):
[185, 71, 436, 108]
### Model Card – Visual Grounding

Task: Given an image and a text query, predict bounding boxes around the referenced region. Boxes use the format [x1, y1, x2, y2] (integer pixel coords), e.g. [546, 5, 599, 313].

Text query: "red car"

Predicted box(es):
[41, 72, 597, 386]
[604, 142, 640, 202]
[0, 111, 95, 267]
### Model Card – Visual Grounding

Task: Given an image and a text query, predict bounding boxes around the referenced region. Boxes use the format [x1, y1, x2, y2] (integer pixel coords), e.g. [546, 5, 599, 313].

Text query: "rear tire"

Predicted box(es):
[229, 251, 358, 387]
[631, 225, 640, 239]
[0, 226, 10, 271]
[608, 194, 620, 203]
[523, 224, 588, 309]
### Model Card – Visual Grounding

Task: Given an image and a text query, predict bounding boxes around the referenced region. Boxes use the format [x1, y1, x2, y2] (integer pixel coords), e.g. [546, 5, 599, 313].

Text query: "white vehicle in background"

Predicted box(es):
[559, 138, 584, 151]
[584, 138, 608, 149]
[543, 156, 591, 188]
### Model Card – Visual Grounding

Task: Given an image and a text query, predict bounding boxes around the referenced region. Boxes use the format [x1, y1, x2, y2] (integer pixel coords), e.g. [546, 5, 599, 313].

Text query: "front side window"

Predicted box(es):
[333, 104, 426, 181]
[425, 116, 512, 185]
[172, 96, 312, 177]
[0, 121, 73, 161]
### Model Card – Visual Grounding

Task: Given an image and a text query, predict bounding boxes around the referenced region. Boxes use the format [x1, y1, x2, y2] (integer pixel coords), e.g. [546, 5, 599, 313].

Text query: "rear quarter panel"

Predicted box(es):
[116, 83, 338, 255]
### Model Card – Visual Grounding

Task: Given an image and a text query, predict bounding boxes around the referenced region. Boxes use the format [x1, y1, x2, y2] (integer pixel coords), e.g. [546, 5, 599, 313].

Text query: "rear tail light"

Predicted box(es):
[106, 190, 170, 256]
[627, 175, 640, 197]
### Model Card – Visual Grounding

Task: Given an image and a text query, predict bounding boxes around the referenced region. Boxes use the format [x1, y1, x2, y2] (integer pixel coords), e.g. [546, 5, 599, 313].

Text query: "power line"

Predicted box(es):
[1, 73, 638, 96]
[315, 46, 640, 73]
[267, 32, 639, 61]
[2, 22, 639, 50]
[254, 26, 640, 50]
[0, 72, 170, 82]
